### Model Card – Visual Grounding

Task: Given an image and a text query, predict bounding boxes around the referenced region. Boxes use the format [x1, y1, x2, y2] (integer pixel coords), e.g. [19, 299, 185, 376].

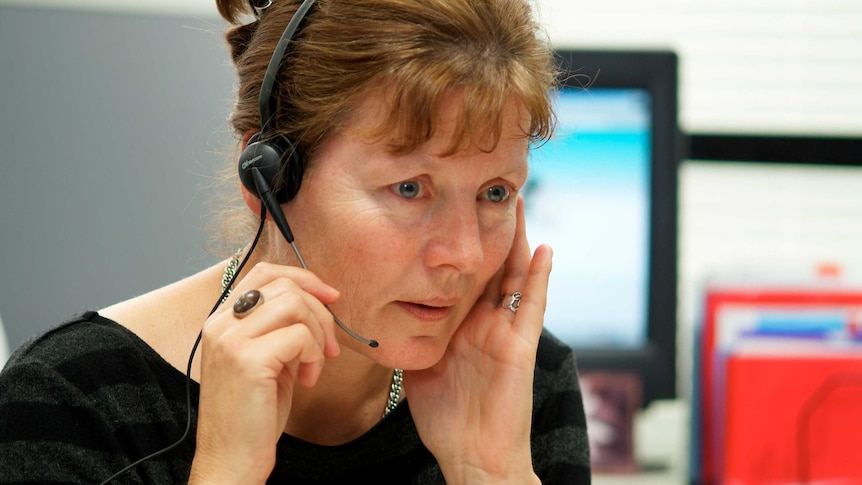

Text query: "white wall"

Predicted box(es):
[540, 0, 862, 137]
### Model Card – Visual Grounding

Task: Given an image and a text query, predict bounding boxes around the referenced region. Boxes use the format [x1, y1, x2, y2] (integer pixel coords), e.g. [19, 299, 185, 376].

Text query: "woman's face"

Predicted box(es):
[281, 91, 531, 369]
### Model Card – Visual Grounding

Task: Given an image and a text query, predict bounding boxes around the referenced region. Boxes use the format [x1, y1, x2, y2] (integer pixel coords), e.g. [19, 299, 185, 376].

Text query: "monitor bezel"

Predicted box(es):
[550, 49, 680, 405]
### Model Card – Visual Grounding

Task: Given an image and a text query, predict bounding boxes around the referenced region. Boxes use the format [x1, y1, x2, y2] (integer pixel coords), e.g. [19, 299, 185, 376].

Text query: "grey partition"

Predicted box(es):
[0, 6, 237, 350]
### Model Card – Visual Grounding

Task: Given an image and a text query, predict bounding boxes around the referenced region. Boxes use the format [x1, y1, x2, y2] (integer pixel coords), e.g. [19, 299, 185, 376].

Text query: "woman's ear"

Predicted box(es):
[239, 130, 263, 217]
[241, 131, 256, 148]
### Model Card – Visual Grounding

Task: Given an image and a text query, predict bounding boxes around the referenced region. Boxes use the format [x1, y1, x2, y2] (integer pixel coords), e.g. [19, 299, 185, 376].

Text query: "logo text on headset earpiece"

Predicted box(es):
[241, 155, 265, 171]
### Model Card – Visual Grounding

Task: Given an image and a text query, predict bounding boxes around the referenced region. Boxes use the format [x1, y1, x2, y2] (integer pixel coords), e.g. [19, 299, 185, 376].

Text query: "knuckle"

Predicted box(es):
[292, 323, 314, 341]
[269, 276, 299, 295]
[249, 261, 278, 280]
[273, 289, 305, 311]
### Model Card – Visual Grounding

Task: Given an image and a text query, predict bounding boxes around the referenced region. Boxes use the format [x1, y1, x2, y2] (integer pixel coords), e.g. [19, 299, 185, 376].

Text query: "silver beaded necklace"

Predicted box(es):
[222, 251, 403, 418]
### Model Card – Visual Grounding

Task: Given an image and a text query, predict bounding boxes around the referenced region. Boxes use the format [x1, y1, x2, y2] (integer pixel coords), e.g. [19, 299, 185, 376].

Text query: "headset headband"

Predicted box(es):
[258, 0, 318, 136]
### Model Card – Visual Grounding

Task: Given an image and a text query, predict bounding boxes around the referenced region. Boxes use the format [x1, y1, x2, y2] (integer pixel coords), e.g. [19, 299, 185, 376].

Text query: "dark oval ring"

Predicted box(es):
[500, 291, 522, 313]
[233, 289, 264, 317]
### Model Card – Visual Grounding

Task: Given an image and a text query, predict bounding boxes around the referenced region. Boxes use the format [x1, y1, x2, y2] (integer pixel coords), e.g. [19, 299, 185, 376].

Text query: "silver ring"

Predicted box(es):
[233, 289, 264, 317]
[500, 291, 522, 313]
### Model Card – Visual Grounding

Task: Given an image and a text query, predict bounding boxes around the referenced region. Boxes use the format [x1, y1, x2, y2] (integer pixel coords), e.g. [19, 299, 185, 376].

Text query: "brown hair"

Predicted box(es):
[209, 0, 557, 254]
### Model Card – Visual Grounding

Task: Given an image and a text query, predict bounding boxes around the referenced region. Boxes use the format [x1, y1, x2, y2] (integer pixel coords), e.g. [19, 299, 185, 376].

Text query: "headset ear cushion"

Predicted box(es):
[238, 133, 304, 203]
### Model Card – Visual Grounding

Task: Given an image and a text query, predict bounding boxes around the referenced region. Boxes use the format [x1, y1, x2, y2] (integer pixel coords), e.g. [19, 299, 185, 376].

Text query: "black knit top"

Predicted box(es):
[0, 312, 590, 484]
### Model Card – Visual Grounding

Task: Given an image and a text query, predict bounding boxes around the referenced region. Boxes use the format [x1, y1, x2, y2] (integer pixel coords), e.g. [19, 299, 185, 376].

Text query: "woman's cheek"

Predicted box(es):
[482, 216, 518, 275]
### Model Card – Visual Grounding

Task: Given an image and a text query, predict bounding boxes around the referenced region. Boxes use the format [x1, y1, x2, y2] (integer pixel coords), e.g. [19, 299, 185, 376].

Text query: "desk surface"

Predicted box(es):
[592, 399, 690, 485]
[594, 470, 686, 485]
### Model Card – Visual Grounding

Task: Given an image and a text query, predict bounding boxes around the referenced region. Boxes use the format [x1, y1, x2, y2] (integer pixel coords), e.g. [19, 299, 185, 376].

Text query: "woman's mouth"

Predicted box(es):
[395, 301, 454, 322]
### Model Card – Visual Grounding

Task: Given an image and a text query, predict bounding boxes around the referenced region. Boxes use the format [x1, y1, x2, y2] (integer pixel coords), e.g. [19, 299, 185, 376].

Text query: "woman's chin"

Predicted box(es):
[386, 335, 452, 371]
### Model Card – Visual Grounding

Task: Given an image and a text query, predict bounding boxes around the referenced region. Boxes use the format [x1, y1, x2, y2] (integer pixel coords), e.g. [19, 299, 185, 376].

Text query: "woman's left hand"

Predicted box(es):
[405, 198, 550, 485]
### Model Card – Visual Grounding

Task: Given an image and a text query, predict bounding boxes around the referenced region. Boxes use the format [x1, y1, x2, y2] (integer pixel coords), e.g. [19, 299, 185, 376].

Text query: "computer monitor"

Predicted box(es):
[525, 49, 680, 406]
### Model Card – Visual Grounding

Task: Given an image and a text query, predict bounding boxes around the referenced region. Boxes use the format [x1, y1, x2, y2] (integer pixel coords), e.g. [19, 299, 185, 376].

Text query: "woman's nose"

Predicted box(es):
[423, 202, 484, 274]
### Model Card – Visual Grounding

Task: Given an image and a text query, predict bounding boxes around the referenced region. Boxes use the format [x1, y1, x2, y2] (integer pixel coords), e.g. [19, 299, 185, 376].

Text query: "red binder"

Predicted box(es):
[721, 354, 862, 483]
[697, 287, 862, 484]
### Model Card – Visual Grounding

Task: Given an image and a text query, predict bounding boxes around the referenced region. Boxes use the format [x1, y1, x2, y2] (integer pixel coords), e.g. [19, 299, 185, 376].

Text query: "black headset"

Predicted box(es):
[238, 0, 316, 215]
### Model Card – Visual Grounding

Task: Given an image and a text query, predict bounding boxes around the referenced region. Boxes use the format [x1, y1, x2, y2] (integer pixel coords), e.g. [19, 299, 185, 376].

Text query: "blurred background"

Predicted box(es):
[1, 1, 861, 483]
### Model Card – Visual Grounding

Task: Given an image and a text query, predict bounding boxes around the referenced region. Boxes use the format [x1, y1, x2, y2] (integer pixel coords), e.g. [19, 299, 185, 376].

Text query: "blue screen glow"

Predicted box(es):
[525, 87, 651, 348]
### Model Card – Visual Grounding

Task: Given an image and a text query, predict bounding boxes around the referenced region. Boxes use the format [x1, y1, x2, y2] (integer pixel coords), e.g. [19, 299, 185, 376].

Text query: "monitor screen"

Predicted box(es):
[526, 87, 651, 348]
[526, 49, 680, 406]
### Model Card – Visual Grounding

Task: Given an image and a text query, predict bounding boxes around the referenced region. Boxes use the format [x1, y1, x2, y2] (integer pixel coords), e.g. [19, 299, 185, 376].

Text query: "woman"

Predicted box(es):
[0, 0, 591, 483]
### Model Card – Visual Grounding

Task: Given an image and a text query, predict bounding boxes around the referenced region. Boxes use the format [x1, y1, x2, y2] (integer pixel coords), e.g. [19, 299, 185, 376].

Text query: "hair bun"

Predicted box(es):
[225, 21, 259, 63]
[216, 0, 251, 25]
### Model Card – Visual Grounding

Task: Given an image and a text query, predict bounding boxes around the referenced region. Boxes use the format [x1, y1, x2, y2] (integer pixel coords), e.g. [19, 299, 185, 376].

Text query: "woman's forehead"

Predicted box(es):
[341, 88, 532, 156]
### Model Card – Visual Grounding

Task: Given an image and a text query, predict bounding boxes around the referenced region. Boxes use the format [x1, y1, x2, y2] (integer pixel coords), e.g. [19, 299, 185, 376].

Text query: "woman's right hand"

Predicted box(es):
[188, 262, 341, 484]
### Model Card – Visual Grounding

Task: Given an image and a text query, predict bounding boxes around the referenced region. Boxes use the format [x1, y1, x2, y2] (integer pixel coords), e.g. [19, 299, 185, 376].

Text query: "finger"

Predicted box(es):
[216, 263, 341, 358]
[512, 243, 553, 341]
[206, 293, 332, 376]
[478, 196, 531, 310]
[261, 280, 341, 359]
[249, 263, 341, 357]
[503, 195, 532, 285]
[224, 262, 340, 314]
[483, 196, 532, 312]
[243, 323, 327, 386]
[234, 287, 331, 350]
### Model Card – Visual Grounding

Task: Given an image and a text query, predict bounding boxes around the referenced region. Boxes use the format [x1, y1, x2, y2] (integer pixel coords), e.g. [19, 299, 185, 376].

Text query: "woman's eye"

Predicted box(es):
[483, 185, 510, 203]
[393, 181, 422, 199]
